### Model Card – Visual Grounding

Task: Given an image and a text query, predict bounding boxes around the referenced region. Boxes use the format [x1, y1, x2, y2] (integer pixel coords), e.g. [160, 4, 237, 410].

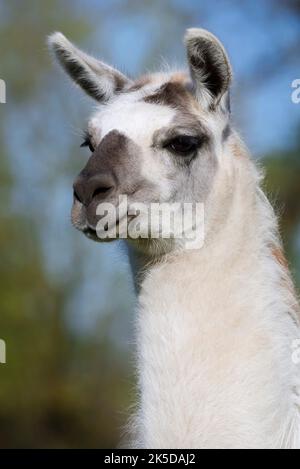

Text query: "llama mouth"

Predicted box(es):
[82, 215, 130, 242]
[82, 227, 101, 241]
[83, 227, 96, 235]
[82, 226, 115, 243]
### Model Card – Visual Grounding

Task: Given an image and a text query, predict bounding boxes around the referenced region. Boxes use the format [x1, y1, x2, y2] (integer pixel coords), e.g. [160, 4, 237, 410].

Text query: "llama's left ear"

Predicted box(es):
[48, 32, 131, 102]
[184, 28, 232, 110]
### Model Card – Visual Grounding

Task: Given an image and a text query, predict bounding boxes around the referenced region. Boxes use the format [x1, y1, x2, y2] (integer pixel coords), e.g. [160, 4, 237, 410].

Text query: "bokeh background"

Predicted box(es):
[0, 0, 300, 448]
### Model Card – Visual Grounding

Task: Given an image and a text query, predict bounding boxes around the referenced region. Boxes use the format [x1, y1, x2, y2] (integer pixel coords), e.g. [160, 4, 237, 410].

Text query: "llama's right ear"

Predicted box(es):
[48, 32, 131, 102]
[184, 28, 232, 110]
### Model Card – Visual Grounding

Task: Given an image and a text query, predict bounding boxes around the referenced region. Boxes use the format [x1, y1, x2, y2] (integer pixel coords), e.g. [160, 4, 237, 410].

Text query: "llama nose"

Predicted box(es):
[73, 173, 115, 206]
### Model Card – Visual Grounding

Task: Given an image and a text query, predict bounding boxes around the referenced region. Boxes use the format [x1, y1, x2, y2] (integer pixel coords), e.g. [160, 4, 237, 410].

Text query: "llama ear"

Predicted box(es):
[48, 32, 131, 102]
[184, 28, 232, 109]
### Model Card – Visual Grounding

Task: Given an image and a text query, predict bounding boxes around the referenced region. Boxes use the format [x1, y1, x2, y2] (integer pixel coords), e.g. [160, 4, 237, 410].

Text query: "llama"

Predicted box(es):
[48, 28, 300, 449]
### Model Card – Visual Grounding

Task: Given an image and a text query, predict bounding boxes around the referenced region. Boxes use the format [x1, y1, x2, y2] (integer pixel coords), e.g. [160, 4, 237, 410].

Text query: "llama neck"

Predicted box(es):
[128, 154, 300, 449]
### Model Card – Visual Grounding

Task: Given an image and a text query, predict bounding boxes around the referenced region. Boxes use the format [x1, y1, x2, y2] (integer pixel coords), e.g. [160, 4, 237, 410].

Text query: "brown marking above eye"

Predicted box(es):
[143, 81, 193, 109]
[126, 72, 190, 95]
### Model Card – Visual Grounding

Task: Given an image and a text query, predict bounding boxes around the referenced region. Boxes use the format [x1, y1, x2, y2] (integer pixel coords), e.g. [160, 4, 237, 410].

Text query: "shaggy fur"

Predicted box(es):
[48, 28, 300, 449]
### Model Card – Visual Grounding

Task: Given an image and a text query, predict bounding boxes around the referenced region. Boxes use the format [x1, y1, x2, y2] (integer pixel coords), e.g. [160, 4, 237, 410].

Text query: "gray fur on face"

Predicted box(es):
[163, 117, 217, 207]
[143, 81, 193, 108]
[72, 130, 156, 230]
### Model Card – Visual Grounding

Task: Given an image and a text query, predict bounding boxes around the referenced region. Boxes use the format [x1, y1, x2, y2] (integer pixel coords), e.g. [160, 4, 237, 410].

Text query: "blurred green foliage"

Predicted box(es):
[0, 0, 299, 449]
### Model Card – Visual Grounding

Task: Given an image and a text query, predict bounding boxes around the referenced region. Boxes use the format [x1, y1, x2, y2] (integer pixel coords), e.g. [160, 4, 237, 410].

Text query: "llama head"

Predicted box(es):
[48, 29, 233, 254]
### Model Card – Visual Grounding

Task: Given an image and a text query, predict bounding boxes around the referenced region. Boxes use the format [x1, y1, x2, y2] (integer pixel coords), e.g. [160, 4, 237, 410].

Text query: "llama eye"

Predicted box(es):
[80, 133, 95, 153]
[165, 136, 201, 156]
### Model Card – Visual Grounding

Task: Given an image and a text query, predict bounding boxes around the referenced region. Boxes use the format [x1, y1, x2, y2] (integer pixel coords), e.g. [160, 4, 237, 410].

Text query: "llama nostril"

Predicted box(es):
[89, 173, 116, 202]
[92, 185, 113, 200]
[73, 173, 115, 206]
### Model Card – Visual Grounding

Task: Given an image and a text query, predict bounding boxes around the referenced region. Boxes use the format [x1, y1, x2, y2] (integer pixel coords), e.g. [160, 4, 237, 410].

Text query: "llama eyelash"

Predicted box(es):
[80, 131, 94, 152]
